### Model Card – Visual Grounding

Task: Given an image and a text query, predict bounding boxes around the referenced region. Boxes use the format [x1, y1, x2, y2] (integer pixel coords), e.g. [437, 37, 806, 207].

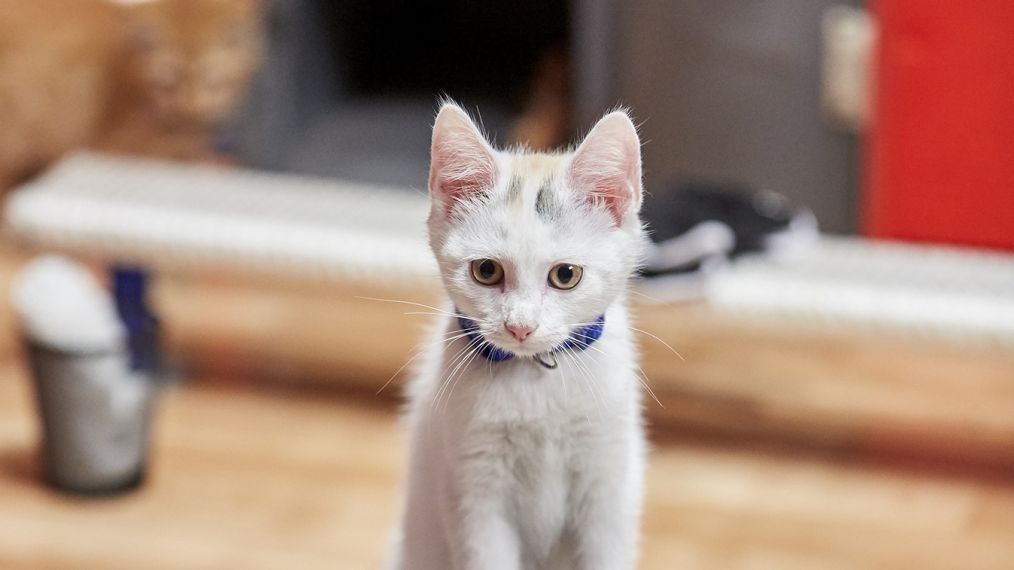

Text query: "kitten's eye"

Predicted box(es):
[548, 264, 583, 290]
[470, 259, 504, 286]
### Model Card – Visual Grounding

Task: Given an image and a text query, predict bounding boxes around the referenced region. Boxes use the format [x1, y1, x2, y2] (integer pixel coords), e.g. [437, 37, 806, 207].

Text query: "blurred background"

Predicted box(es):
[1, 0, 1013, 568]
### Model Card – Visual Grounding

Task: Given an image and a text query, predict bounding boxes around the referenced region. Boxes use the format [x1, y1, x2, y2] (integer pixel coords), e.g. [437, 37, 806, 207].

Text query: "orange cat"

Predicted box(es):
[0, 0, 263, 191]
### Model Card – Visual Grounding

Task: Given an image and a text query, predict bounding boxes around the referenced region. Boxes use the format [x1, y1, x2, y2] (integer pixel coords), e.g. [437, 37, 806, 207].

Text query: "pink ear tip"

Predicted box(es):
[435, 102, 470, 123]
[599, 111, 639, 135]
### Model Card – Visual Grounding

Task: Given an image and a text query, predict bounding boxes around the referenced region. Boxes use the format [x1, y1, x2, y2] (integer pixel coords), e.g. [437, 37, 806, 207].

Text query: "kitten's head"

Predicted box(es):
[122, 0, 263, 126]
[428, 103, 644, 357]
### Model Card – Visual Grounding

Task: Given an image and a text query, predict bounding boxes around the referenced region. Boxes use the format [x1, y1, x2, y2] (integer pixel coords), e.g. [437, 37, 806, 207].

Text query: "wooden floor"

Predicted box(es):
[3, 365, 1014, 569]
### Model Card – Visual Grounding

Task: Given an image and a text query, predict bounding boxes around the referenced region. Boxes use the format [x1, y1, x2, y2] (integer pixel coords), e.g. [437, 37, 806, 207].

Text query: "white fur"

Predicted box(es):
[390, 103, 647, 570]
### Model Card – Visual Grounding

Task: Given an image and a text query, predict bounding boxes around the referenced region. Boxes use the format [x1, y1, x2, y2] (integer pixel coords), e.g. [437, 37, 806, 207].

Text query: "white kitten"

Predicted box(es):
[391, 102, 647, 570]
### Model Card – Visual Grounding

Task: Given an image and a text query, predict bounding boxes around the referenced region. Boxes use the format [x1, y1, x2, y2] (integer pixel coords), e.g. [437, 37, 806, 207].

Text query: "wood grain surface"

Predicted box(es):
[3, 370, 1014, 569]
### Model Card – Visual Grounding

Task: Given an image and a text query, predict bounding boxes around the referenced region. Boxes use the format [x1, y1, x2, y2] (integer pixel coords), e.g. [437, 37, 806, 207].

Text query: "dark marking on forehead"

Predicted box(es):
[535, 176, 560, 219]
[505, 175, 523, 205]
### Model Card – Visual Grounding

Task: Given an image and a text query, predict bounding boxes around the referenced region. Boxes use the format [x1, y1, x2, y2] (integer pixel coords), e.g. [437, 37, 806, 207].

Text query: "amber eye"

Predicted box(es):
[470, 259, 504, 286]
[548, 263, 583, 290]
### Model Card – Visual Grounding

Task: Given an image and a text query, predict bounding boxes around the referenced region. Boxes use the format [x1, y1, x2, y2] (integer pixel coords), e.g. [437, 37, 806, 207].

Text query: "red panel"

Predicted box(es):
[865, 0, 1014, 250]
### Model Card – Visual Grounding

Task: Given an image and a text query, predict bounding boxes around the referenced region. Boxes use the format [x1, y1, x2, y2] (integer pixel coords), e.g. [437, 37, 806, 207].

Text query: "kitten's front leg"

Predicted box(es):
[572, 480, 641, 570]
[448, 496, 523, 570]
[571, 434, 645, 570]
[443, 431, 525, 570]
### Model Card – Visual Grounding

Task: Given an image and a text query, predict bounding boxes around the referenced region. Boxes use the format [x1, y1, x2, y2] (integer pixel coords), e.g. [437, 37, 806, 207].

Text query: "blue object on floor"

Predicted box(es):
[111, 267, 162, 373]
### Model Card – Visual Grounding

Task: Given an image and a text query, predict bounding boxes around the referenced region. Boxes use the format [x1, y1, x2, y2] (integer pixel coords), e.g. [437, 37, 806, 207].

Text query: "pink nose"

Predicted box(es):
[505, 323, 536, 342]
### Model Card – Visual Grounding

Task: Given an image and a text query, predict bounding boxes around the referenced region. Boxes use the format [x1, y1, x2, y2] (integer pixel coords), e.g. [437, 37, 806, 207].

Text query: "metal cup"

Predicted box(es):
[26, 342, 156, 495]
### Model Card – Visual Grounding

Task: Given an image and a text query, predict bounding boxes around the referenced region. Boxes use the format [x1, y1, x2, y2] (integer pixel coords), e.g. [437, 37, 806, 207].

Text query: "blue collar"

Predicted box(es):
[456, 312, 606, 367]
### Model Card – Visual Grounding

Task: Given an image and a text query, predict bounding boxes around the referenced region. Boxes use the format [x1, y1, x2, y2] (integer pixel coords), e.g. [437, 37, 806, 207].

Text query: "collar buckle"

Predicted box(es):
[533, 352, 558, 369]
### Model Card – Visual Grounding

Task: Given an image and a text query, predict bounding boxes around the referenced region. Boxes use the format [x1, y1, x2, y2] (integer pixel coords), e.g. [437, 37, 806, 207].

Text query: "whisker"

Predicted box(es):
[431, 338, 481, 413]
[430, 342, 473, 413]
[558, 319, 685, 362]
[561, 346, 604, 421]
[436, 343, 484, 413]
[568, 337, 608, 357]
[378, 329, 472, 395]
[628, 288, 681, 308]
[437, 343, 475, 407]
[640, 382, 664, 410]
[568, 337, 665, 410]
[379, 314, 479, 395]
[558, 353, 569, 403]
[376, 349, 424, 395]
[425, 330, 475, 346]
[441, 339, 488, 413]
[627, 326, 686, 361]
[355, 296, 469, 319]
[635, 366, 665, 409]
[556, 348, 592, 425]
[572, 348, 606, 422]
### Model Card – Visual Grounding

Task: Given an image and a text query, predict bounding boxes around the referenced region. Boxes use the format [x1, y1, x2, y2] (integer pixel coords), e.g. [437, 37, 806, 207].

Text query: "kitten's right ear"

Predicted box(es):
[429, 104, 497, 214]
[567, 110, 642, 226]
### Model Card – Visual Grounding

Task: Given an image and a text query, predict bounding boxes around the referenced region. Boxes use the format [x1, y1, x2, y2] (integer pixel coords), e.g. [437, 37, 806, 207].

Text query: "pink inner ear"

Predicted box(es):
[568, 123, 640, 225]
[429, 108, 497, 213]
[431, 148, 496, 204]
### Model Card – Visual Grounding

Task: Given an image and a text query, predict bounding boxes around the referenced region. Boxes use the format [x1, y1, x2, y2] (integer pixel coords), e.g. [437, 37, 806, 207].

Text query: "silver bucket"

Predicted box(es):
[26, 342, 157, 495]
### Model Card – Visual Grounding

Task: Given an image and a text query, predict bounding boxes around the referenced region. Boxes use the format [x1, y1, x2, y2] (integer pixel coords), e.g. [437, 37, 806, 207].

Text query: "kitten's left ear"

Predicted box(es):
[567, 111, 643, 225]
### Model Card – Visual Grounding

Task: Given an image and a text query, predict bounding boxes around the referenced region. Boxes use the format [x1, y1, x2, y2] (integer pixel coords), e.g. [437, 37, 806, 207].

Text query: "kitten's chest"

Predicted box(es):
[476, 422, 574, 555]
[458, 349, 631, 426]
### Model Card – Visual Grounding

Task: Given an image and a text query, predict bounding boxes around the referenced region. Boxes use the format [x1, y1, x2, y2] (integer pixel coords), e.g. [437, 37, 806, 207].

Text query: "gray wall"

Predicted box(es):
[612, 0, 861, 233]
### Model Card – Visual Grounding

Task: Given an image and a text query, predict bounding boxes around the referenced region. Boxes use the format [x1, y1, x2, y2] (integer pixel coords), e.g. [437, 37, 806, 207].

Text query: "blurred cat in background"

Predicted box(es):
[0, 0, 263, 191]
